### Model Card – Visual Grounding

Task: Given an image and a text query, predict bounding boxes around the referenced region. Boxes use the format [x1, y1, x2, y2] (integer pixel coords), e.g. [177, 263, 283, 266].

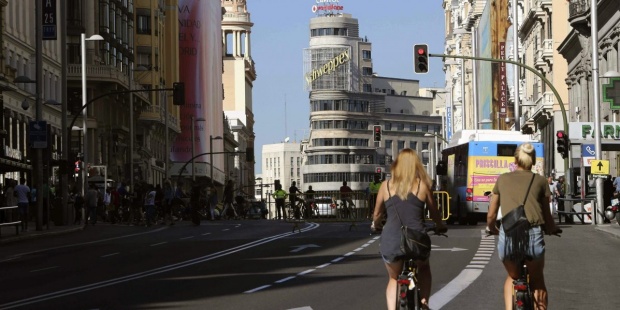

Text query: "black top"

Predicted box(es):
[379, 183, 426, 261]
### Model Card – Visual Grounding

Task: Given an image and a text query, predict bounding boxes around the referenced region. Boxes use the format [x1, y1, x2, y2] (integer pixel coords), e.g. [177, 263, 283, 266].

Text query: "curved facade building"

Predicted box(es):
[302, 12, 441, 192]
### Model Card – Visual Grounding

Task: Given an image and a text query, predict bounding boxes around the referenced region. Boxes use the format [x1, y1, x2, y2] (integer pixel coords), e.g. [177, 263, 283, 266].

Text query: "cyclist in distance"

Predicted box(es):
[304, 185, 316, 218]
[371, 149, 447, 310]
[486, 142, 560, 310]
[289, 181, 302, 219]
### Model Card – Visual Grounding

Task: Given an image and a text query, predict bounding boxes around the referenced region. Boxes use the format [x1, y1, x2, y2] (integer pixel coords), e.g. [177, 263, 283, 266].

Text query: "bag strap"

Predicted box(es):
[522, 173, 536, 206]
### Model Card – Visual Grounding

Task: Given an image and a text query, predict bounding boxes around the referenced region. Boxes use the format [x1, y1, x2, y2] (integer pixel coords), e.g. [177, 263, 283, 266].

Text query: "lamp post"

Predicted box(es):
[210, 135, 223, 184]
[81, 33, 104, 197]
[425, 133, 440, 189]
[191, 117, 206, 181]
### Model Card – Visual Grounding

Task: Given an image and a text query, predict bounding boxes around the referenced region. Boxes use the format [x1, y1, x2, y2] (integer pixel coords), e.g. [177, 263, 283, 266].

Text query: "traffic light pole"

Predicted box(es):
[429, 53, 570, 192]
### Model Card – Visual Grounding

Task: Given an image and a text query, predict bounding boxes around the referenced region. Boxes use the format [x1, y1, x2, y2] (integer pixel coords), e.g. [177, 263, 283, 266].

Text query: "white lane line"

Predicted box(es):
[101, 253, 120, 258]
[1, 223, 322, 309]
[245, 236, 378, 294]
[202, 233, 211, 236]
[222, 229, 230, 231]
[150, 242, 167, 247]
[429, 230, 495, 310]
[179, 236, 194, 240]
[31, 266, 59, 273]
[245, 285, 271, 293]
[275, 276, 296, 283]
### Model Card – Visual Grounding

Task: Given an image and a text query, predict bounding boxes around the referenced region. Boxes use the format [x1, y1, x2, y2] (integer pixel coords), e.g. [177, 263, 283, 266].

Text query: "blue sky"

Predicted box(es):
[248, 0, 446, 174]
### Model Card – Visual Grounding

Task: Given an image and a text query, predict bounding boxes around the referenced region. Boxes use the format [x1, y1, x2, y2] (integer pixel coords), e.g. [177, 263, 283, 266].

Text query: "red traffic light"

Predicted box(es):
[556, 131, 565, 138]
[417, 48, 425, 55]
[374, 126, 381, 132]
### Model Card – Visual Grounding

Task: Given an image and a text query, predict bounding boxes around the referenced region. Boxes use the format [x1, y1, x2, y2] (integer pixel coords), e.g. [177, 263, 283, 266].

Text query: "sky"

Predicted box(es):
[248, 0, 447, 174]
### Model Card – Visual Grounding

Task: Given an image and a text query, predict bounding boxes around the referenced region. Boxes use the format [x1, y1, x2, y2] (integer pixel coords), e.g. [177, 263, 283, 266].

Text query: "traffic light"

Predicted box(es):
[376, 167, 382, 174]
[373, 125, 382, 142]
[173, 82, 185, 105]
[414, 44, 429, 74]
[556, 130, 569, 159]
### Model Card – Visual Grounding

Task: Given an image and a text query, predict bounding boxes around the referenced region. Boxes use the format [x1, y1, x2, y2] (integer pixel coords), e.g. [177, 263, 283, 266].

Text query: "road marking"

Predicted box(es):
[101, 253, 120, 257]
[30, 266, 58, 273]
[432, 247, 467, 252]
[179, 236, 194, 240]
[202, 233, 211, 236]
[429, 230, 495, 310]
[1, 223, 321, 309]
[245, 235, 379, 294]
[222, 229, 230, 231]
[290, 244, 320, 253]
[150, 242, 167, 247]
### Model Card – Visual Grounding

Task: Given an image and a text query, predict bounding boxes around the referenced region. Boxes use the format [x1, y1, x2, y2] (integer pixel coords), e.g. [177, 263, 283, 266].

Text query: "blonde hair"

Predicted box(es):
[390, 149, 432, 200]
[515, 142, 536, 170]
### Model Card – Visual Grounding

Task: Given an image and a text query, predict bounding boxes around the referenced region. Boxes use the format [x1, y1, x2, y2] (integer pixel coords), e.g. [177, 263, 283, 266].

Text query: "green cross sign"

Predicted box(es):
[603, 77, 620, 110]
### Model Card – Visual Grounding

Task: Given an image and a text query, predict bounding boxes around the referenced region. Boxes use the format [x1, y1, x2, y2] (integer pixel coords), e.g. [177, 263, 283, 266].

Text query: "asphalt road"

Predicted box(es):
[0, 220, 618, 309]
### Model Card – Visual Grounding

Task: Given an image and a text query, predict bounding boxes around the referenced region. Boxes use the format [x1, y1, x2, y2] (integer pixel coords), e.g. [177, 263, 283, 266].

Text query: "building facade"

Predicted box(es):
[261, 142, 303, 198]
[222, 0, 257, 193]
[301, 10, 441, 193]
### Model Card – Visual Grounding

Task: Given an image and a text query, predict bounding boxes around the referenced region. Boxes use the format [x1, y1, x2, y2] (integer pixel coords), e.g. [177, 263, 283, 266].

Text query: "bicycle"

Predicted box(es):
[285, 198, 305, 220]
[486, 228, 562, 310]
[395, 227, 446, 310]
[372, 224, 445, 310]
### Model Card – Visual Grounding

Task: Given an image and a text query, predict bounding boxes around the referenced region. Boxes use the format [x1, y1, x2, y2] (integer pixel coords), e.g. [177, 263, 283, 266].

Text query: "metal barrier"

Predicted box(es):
[262, 190, 451, 232]
[432, 191, 451, 221]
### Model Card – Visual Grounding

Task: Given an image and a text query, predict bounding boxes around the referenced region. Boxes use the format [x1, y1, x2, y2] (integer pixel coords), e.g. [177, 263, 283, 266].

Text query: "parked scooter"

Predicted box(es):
[604, 198, 620, 226]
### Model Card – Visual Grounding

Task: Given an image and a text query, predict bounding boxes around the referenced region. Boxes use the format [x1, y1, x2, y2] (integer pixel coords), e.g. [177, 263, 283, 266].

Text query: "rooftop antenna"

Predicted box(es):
[284, 94, 287, 141]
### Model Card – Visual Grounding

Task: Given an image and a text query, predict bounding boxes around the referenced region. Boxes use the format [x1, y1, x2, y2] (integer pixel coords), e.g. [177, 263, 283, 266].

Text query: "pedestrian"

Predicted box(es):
[554, 176, 570, 223]
[272, 184, 288, 220]
[144, 184, 156, 227]
[339, 181, 355, 218]
[72, 189, 84, 225]
[84, 183, 99, 227]
[369, 173, 382, 219]
[486, 142, 560, 310]
[110, 186, 120, 224]
[14, 178, 30, 231]
[289, 181, 302, 219]
[163, 180, 174, 225]
[304, 185, 316, 218]
[370, 148, 447, 310]
[206, 180, 217, 220]
[221, 180, 238, 219]
[547, 176, 557, 214]
[103, 188, 112, 222]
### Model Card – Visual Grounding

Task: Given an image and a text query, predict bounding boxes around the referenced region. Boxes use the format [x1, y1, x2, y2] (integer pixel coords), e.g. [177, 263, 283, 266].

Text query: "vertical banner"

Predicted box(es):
[172, 0, 223, 168]
[499, 42, 507, 118]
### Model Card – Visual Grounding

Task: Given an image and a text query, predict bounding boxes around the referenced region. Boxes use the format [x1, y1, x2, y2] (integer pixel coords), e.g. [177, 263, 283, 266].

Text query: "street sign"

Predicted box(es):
[29, 120, 48, 149]
[42, 0, 57, 40]
[581, 144, 595, 167]
[590, 159, 609, 175]
[603, 77, 620, 110]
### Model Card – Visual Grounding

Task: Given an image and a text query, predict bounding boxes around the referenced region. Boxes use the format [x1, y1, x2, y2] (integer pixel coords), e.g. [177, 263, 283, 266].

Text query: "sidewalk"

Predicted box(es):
[594, 223, 620, 239]
[0, 220, 83, 244]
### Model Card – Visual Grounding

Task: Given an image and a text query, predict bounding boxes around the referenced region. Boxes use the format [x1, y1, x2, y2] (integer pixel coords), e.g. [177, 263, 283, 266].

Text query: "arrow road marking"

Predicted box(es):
[290, 244, 320, 253]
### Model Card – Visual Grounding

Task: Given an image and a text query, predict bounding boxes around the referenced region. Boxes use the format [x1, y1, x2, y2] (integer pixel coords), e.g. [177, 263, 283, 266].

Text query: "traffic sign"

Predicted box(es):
[42, 0, 57, 40]
[590, 159, 609, 175]
[29, 120, 48, 149]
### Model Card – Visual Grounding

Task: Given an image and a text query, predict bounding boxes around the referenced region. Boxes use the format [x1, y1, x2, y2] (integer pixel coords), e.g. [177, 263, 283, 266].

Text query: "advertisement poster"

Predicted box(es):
[171, 0, 223, 173]
[467, 156, 544, 201]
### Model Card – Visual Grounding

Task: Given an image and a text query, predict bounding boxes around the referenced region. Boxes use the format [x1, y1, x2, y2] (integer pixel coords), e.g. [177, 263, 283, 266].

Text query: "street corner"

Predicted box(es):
[594, 224, 620, 240]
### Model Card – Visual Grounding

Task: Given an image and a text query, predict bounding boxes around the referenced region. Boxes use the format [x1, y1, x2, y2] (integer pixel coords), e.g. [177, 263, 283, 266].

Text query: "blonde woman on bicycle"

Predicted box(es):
[371, 149, 446, 310]
[487, 142, 560, 310]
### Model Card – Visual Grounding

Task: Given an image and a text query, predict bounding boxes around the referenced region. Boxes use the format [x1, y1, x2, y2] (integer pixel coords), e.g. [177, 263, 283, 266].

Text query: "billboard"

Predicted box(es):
[303, 46, 352, 91]
[476, 1, 492, 129]
[172, 0, 223, 173]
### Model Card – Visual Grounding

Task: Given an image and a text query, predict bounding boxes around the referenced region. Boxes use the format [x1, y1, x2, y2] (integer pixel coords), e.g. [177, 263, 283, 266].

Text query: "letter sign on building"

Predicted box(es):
[43, 0, 57, 40]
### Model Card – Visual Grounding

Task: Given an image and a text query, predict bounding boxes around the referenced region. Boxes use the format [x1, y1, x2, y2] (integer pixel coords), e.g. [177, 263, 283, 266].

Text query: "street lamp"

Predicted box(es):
[210, 135, 223, 184]
[421, 149, 433, 180]
[191, 117, 206, 181]
[81, 33, 104, 197]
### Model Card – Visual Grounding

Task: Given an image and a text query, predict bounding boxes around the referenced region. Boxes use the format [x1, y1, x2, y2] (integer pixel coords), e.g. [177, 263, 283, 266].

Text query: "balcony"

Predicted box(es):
[568, 0, 591, 35]
[138, 105, 181, 133]
[67, 64, 149, 103]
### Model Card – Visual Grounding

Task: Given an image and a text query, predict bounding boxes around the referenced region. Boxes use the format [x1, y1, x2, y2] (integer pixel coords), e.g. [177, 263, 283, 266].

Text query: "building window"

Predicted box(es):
[397, 141, 405, 151]
[362, 67, 373, 76]
[362, 50, 372, 59]
[385, 140, 393, 149]
[409, 124, 416, 131]
[136, 9, 151, 35]
[363, 84, 372, 92]
[397, 123, 404, 131]
[385, 123, 392, 130]
[409, 141, 417, 150]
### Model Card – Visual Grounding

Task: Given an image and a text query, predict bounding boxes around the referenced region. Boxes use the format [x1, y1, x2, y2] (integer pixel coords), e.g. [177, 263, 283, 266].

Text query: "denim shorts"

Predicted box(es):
[497, 225, 545, 261]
